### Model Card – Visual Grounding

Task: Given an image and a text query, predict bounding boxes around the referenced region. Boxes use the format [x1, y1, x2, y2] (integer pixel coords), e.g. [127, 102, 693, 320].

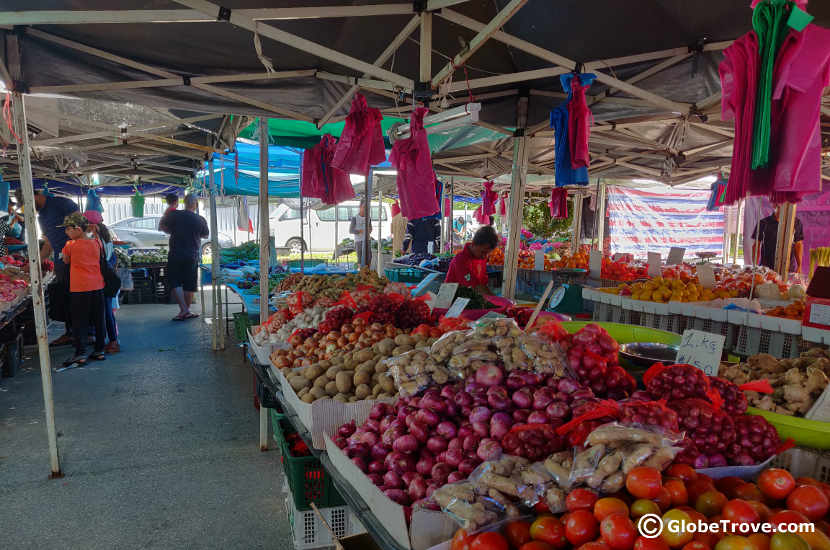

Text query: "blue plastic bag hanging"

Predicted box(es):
[85, 188, 104, 213]
[0, 173, 8, 214]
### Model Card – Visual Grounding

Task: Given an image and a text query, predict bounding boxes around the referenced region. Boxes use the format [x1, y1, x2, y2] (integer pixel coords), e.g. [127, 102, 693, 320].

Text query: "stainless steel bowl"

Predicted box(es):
[619, 342, 679, 368]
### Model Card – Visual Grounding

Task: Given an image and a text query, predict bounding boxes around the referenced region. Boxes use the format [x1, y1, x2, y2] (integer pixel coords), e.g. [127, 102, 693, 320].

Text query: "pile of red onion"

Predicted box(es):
[563, 324, 634, 399]
[726, 415, 780, 465]
[645, 364, 713, 402]
[709, 376, 748, 415]
[667, 397, 736, 457]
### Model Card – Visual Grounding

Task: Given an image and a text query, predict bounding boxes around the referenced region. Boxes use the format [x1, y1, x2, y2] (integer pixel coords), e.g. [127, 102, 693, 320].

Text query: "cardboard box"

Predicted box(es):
[325, 434, 457, 550]
[276, 367, 395, 450]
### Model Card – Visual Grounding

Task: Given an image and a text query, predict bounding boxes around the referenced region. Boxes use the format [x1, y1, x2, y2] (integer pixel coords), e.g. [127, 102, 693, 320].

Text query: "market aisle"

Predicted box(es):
[0, 303, 289, 550]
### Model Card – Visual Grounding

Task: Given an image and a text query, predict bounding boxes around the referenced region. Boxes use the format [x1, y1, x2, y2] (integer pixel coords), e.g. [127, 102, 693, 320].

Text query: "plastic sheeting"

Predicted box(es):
[607, 186, 724, 258]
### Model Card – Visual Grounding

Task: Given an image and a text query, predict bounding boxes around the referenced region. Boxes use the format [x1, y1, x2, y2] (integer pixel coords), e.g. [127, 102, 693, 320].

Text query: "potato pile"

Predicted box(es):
[284, 332, 440, 404]
[719, 348, 830, 416]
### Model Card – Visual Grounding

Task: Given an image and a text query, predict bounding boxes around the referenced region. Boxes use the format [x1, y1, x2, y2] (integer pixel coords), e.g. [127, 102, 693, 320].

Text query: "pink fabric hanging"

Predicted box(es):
[302, 134, 354, 205]
[331, 93, 386, 176]
[549, 188, 568, 219]
[390, 108, 440, 220]
[568, 77, 593, 169]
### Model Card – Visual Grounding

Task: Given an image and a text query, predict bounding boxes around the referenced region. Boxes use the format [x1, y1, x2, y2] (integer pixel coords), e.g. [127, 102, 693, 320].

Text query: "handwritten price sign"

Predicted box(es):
[676, 329, 726, 377]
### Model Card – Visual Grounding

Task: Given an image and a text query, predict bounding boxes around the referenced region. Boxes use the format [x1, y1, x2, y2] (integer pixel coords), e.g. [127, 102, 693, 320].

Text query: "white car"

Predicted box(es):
[109, 216, 233, 253]
[270, 201, 393, 253]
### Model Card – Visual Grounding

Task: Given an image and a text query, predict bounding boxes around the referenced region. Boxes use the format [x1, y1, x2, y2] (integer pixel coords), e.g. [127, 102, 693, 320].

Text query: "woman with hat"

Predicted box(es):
[85, 210, 120, 354]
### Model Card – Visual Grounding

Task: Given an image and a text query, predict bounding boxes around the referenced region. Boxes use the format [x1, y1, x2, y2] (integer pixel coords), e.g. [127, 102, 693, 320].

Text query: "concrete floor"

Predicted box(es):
[0, 302, 290, 549]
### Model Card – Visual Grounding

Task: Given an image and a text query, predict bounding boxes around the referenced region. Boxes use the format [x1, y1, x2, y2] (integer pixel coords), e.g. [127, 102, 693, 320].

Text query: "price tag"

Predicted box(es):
[675, 329, 726, 376]
[667, 247, 686, 265]
[434, 283, 458, 309]
[534, 250, 546, 271]
[411, 272, 440, 297]
[589, 250, 602, 279]
[445, 297, 470, 318]
[809, 303, 830, 326]
[648, 252, 662, 277]
[697, 263, 716, 289]
[806, 386, 830, 422]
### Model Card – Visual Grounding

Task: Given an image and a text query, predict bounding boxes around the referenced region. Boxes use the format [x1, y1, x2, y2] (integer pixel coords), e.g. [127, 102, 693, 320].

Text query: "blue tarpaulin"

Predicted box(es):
[200, 141, 302, 198]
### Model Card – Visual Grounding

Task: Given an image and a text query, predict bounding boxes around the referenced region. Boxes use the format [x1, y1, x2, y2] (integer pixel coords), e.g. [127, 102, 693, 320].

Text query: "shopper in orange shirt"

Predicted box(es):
[59, 212, 106, 367]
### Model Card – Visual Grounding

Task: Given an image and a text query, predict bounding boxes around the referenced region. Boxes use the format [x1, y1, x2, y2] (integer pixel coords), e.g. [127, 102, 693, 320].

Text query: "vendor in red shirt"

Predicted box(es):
[445, 225, 499, 295]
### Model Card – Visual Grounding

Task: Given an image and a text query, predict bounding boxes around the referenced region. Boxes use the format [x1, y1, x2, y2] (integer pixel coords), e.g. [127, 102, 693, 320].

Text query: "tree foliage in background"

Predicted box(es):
[523, 198, 573, 240]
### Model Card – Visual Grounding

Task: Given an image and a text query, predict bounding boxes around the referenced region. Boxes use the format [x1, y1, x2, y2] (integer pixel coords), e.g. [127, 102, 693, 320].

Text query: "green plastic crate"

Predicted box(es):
[233, 311, 256, 342]
[272, 417, 345, 511]
[384, 267, 426, 283]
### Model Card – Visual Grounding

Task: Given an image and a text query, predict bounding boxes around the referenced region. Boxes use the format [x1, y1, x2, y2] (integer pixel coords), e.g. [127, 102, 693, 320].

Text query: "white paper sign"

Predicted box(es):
[676, 329, 726, 376]
[445, 297, 470, 318]
[667, 247, 686, 265]
[434, 283, 458, 309]
[589, 250, 602, 279]
[809, 303, 830, 326]
[648, 252, 662, 277]
[534, 250, 546, 271]
[697, 263, 716, 289]
[805, 386, 830, 422]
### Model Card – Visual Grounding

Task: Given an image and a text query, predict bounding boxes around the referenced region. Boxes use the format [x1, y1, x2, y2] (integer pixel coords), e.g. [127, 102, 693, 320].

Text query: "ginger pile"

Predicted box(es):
[719, 348, 830, 416]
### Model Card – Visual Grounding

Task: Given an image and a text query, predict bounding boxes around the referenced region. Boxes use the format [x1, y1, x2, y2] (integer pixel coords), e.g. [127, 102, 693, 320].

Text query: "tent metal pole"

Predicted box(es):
[439, 180, 445, 253]
[502, 94, 529, 300]
[300, 191, 305, 273]
[571, 192, 585, 252]
[334, 200, 339, 262]
[364, 169, 372, 268]
[450, 177, 455, 250]
[595, 181, 607, 254]
[258, 118, 270, 451]
[12, 92, 62, 478]
[208, 157, 223, 351]
[377, 188, 383, 276]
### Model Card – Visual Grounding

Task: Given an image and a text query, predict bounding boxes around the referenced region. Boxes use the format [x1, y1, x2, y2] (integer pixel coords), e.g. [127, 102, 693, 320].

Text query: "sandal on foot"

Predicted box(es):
[88, 352, 106, 361]
[183, 312, 199, 320]
[61, 355, 87, 368]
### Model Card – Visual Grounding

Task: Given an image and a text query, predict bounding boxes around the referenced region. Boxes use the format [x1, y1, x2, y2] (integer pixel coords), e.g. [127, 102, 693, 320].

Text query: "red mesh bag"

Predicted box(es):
[618, 399, 680, 433]
[502, 423, 567, 461]
[667, 398, 735, 455]
[604, 365, 637, 400]
[709, 377, 774, 415]
[318, 307, 354, 335]
[726, 415, 784, 465]
[536, 319, 571, 344]
[644, 363, 722, 404]
[555, 399, 621, 447]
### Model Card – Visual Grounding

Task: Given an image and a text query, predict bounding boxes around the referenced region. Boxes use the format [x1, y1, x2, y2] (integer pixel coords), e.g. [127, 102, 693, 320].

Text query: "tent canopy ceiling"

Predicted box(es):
[1, 1, 829, 185]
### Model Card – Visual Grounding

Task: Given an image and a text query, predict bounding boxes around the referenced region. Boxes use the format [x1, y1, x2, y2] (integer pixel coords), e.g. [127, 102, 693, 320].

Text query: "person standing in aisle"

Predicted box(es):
[349, 202, 372, 267]
[159, 194, 209, 321]
[390, 201, 407, 256]
[86, 211, 120, 353]
[35, 190, 80, 346]
[59, 212, 106, 367]
[752, 206, 805, 274]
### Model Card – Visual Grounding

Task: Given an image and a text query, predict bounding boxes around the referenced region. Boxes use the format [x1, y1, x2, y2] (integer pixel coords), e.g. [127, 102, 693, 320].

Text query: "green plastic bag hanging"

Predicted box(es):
[751, 0, 792, 170]
[131, 190, 145, 218]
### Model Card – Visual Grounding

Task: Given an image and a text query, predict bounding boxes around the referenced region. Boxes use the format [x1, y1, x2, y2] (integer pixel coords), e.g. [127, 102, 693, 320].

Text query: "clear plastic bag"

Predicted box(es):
[385, 348, 454, 397]
[516, 332, 568, 375]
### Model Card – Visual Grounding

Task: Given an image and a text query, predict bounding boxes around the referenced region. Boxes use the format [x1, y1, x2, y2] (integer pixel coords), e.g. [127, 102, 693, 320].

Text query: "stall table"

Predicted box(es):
[247, 352, 408, 550]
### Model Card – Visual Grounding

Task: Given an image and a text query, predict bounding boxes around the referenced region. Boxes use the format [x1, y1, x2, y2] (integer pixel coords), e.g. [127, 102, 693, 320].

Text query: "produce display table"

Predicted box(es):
[581, 287, 830, 358]
[246, 352, 408, 550]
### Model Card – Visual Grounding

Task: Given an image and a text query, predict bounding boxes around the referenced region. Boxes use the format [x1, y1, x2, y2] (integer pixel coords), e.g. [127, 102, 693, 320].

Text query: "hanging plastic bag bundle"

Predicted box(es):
[331, 93, 386, 176]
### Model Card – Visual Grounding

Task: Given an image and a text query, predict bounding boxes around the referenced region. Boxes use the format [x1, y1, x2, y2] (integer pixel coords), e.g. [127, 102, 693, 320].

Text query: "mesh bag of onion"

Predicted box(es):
[726, 415, 781, 465]
[618, 399, 680, 433]
[709, 377, 775, 416]
[644, 363, 721, 403]
[667, 398, 735, 456]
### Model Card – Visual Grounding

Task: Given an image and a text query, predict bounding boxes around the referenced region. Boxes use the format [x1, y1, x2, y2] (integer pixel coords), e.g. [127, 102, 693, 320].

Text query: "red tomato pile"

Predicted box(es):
[450, 466, 830, 550]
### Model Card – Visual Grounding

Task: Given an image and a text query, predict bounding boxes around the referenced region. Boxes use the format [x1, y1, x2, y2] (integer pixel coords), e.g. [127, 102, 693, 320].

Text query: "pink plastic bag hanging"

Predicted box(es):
[481, 181, 498, 217]
[302, 134, 354, 204]
[331, 93, 386, 176]
[568, 76, 594, 169]
[549, 188, 568, 219]
[389, 108, 440, 220]
[473, 205, 489, 225]
[497, 192, 508, 217]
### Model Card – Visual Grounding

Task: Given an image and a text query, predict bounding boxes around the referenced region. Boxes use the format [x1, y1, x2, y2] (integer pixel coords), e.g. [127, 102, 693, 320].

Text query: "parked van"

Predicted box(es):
[270, 201, 393, 253]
